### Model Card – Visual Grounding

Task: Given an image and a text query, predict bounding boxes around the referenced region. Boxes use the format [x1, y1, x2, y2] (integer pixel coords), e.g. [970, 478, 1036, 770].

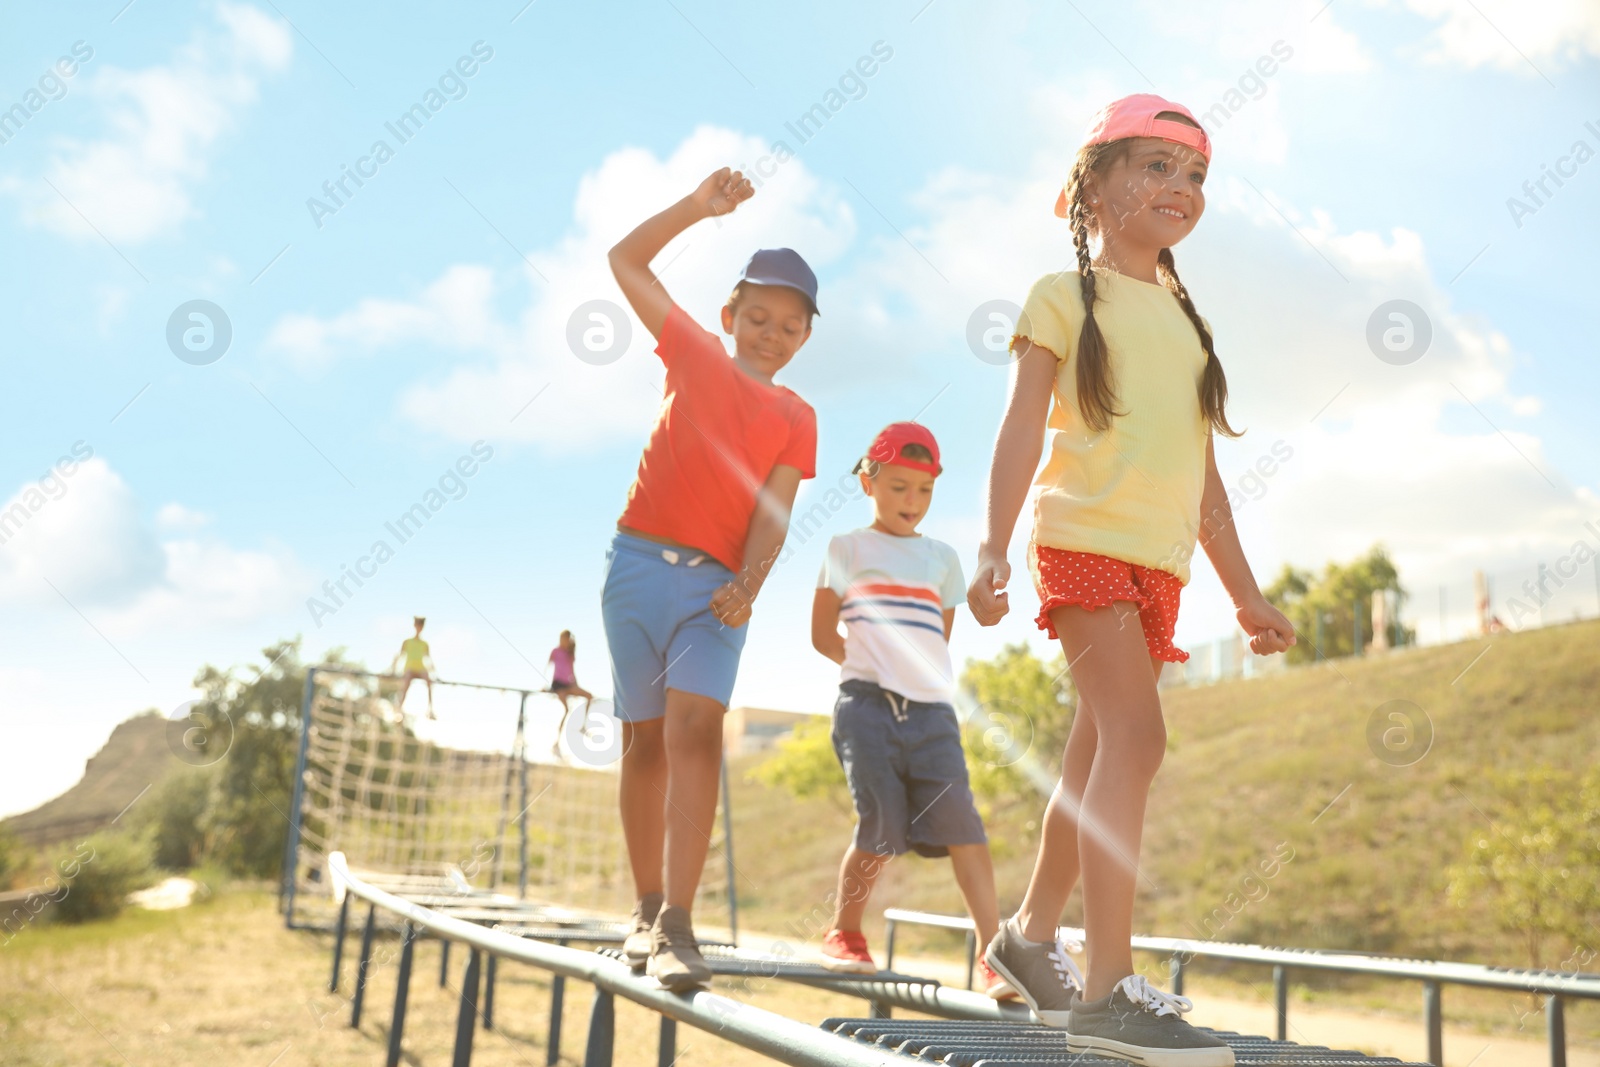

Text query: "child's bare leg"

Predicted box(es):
[661, 688, 725, 911]
[946, 843, 999, 947]
[1051, 602, 1167, 1001]
[831, 846, 891, 931]
[619, 717, 667, 898]
[1015, 702, 1097, 942]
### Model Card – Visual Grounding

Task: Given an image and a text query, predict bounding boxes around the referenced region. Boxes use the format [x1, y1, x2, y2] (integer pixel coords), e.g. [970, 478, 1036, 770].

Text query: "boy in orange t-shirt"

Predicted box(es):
[605, 167, 818, 990]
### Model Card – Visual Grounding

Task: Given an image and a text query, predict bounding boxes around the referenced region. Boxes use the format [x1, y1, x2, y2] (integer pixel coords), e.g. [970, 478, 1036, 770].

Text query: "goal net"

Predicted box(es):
[282, 666, 737, 934]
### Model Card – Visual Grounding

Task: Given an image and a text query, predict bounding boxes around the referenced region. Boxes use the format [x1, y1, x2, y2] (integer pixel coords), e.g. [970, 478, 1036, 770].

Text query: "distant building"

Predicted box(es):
[723, 706, 819, 757]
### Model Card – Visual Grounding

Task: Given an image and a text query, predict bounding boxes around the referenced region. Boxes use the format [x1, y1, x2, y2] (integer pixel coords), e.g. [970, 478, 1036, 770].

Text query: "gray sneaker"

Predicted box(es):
[1067, 974, 1234, 1066]
[983, 916, 1085, 1027]
[646, 903, 712, 992]
[621, 892, 663, 971]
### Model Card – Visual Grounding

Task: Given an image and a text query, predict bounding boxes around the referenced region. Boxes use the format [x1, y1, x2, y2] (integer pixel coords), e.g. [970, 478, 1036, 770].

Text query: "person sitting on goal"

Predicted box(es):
[548, 629, 595, 755]
[390, 616, 436, 720]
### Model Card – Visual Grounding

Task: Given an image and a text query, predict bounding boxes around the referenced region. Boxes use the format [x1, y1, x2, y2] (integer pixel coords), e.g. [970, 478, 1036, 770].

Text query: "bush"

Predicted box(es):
[0, 823, 20, 891]
[51, 832, 154, 924]
[135, 766, 217, 870]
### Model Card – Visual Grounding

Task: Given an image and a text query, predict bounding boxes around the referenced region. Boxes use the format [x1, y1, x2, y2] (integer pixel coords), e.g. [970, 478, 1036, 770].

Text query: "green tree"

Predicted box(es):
[960, 643, 1074, 805]
[135, 766, 218, 870]
[749, 716, 848, 810]
[192, 639, 360, 877]
[1264, 544, 1414, 664]
[1446, 768, 1600, 968]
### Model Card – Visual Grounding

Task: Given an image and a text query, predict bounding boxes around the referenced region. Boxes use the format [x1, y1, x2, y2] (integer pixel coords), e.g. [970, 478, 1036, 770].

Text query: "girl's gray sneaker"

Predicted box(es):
[622, 892, 663, 970]
[983, 916, 1085, 1027]
[647, 903, 712, 991]
[1066, 974, 1234, 1066]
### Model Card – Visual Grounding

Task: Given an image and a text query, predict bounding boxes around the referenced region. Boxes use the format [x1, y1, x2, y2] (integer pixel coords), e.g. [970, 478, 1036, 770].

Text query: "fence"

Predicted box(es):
[1164, 556, 1600, 689]
[882, 907, 1600, 1067]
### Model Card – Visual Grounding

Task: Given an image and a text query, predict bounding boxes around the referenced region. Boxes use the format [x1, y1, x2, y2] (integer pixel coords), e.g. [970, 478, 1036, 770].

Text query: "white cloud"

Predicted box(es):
[0, 457, 164, 604]
[1386, 0, 1600, 70]
[6, 2, 291, 243]
[266, 263, 505, 370]
[267, 124, 858, 446]
[0, 457, 306, 634]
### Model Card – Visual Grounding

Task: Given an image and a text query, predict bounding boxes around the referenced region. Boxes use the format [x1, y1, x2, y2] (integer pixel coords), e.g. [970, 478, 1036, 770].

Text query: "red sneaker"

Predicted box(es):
[820, 929, 877, 974]
[979, 957, 1019, 1001]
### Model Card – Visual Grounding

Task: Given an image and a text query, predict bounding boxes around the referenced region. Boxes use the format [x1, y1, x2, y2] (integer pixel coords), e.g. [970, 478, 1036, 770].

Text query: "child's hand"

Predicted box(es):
[968, 557, 1011, 627]
[1237, 596, 1296, 655]
[710, 578, 756, 628]
[689, 167, 754, 219]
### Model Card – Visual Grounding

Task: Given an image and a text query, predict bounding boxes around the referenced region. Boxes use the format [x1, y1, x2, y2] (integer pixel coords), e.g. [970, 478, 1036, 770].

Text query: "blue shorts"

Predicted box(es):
[601, 531, 748, 722]
[830, 680, 987, 858]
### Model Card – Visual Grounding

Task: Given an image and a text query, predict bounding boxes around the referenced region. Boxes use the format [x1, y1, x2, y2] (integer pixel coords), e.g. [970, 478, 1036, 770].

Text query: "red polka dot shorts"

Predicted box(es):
[1028, 544, 1189, 663]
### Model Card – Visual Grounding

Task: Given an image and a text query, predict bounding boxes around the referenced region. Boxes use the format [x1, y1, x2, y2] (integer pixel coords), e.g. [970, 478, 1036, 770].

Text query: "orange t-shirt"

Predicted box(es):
[618, 304, 817, 572]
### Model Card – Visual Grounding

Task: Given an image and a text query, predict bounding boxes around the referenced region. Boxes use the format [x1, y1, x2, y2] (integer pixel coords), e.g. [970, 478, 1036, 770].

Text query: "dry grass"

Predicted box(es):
[0, 887, 886, 1067]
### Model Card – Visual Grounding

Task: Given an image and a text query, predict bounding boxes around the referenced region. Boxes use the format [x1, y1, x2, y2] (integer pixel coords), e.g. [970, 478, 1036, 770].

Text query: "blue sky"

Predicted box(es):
[3, 0, 1598, 816]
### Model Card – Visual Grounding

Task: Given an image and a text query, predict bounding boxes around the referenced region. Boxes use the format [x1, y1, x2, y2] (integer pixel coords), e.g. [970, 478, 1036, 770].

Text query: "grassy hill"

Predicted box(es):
[3, 712, 172, 848]
[727, 618, 1600, 972]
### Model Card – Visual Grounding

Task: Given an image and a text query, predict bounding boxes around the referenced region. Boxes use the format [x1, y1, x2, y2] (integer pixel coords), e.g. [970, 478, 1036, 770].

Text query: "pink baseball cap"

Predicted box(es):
[1054, 94, 1211, 218]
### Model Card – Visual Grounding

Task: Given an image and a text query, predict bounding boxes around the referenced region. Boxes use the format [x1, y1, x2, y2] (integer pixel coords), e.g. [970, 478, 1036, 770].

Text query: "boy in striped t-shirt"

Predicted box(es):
[810, 423, 1014, 1000]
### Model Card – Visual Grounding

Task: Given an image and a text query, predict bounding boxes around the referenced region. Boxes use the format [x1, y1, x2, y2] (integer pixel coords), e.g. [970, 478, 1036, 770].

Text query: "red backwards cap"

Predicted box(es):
[853, 422, 942, 476]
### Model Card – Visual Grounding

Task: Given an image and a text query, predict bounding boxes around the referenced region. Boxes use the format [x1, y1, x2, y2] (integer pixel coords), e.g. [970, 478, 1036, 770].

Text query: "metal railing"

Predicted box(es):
[326, 851, 917, 1067]
[882, 907, 1600, 1067]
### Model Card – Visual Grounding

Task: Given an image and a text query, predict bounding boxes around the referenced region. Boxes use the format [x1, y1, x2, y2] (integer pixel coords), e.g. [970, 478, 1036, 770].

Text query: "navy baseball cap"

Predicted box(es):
[736, 248, 819, 316]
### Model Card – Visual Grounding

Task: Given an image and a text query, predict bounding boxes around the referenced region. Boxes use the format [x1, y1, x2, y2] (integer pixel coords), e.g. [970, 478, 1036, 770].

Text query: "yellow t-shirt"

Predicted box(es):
[1012, 268, 1211, 585]
[401, 637, 430, 672]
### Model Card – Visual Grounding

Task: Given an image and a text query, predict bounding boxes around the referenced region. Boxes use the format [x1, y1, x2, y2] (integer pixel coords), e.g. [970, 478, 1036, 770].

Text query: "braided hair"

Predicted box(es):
[1059, 128, 1241, 438]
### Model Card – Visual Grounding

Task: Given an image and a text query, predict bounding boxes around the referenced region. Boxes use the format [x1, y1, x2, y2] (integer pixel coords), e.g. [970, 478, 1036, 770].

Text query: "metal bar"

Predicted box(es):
[877, 908, 1600, 999]
[310, 663, 540, 698]
[351, 903, 376, 1028]
[657, 1014, 677, 1067]
[282, 666, 318, 925]
[441, 938, 452, 987]
[1273, 964, 1288, 1041]
[883, 917, 897, 973]
[518, 697, 531, 901]
[329, 892, 350, 992]
[964, 930, 976, 990]
[483, 954, 497, 1031]
[1170, 953, 1185, 997]
[1548, 994, 1566, 1067]
[548, 973, 566, 1065]
[719, 750, 739, 944]
[584, 988, 615, 1067]
[328, 852, 927, 1066]
[386, 923, 416, 1067]
[1424, 979, 1443, 1066]
[452, 948, 482, 1067]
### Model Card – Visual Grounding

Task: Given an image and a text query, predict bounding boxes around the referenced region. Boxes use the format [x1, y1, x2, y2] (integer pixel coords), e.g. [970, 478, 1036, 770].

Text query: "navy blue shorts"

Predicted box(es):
[830, 680, 987, 858]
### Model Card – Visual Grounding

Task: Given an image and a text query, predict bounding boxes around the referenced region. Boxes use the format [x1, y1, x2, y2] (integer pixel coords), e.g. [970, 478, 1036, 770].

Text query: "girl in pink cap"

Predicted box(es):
[969, 93, 1296, 1066]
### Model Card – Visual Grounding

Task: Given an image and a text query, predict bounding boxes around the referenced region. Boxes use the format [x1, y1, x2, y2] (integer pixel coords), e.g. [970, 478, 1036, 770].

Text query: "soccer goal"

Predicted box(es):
[280, 665, 739, 936]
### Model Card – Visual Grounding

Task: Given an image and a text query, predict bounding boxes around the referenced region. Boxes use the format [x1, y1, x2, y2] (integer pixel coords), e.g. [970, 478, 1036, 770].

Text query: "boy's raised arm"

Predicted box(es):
[608, 167, 753, 341]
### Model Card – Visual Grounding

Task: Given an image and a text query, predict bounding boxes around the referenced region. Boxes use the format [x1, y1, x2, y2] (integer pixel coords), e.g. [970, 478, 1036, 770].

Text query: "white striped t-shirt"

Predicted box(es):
[818, 528, 966, 704]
